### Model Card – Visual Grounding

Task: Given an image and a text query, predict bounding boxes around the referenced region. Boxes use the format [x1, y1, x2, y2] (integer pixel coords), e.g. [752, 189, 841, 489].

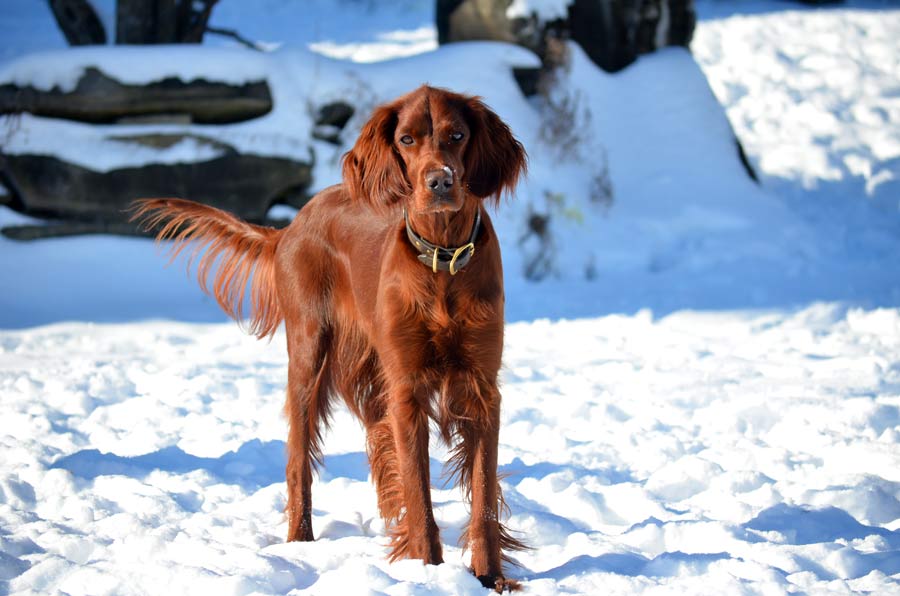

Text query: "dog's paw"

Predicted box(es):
[476, 574, 521, 593]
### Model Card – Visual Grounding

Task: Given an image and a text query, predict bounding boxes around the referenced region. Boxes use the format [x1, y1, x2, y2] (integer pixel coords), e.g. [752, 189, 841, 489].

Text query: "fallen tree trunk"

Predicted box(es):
[0, 67, 272, 124]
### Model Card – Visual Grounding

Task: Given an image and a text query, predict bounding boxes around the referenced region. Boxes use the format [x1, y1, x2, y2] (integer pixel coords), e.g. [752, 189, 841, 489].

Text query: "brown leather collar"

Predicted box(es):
[403, 208, 481, 275]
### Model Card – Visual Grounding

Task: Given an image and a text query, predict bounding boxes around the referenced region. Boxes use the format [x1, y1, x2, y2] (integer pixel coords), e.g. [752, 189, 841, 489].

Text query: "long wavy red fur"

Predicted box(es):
[129, 198, 282, 339]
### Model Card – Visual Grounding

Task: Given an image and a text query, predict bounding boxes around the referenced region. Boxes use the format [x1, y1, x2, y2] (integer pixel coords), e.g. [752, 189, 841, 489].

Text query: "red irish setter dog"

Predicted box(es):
[132, 85, 527, 591]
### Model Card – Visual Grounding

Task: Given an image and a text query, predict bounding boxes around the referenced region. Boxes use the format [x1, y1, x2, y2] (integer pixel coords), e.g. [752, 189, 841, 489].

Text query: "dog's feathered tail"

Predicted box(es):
[130, 198, 283, 339]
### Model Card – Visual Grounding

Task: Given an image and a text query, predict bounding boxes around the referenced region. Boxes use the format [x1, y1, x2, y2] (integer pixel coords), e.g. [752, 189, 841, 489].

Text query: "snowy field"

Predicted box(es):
[2, 0, 900, 594]
[3, 305, 900, 594]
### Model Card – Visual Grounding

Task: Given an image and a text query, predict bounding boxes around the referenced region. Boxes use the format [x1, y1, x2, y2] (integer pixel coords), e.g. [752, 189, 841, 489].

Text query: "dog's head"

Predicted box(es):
[342, 86, 526, 214]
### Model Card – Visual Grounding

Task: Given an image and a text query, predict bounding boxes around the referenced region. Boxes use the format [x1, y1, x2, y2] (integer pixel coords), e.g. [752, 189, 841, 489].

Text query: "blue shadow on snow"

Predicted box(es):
[52, 440, 458, 492]
[52, 440, 373, 490]
[743, 503, 900, 546]
[535, 551, 732, 580]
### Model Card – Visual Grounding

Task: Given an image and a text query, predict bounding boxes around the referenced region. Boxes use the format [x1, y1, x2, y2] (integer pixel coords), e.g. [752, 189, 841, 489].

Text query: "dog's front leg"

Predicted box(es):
[446, 373, 524, 591]
[386, 381, 443, 564]
[463, 395, 506, 587]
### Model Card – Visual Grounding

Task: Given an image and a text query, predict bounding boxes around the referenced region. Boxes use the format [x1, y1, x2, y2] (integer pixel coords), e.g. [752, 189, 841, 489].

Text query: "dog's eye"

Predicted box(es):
[450, 132, 464, 142]
[399, 135, 414, 146]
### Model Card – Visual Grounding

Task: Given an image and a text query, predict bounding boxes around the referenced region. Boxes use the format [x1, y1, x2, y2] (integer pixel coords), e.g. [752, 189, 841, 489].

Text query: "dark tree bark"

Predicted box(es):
[116, 0, 158, 44]
[48, 0, 235, 47]
[156, 0, 179, 42]
[115, 0, 218, 44]
[47, 0, 107, 45]
[568, 0, 635, 72]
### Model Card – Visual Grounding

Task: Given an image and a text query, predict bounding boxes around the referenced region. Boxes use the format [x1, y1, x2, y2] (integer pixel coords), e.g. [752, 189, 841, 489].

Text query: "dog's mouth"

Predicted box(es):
[421, 198, 461, 214]
[411, 192, 465, 215]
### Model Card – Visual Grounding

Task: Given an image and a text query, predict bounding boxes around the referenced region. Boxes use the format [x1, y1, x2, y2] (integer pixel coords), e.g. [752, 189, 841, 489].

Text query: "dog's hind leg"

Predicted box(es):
[283, 320, 332, 542]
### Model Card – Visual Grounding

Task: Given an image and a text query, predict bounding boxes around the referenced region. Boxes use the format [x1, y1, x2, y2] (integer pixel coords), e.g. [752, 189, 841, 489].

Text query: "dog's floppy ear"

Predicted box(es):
[463, 97, 527, 204]
[342, 102, 410, 208]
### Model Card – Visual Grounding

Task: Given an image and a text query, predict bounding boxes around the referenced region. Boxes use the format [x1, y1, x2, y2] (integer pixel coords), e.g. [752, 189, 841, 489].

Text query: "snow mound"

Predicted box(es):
[693, 5, 900, 212]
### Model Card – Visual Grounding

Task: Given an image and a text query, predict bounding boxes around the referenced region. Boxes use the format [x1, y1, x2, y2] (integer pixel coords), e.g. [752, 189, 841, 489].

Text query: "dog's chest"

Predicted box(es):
[417, 286, 498, 368]
[424, 319, 470, 370]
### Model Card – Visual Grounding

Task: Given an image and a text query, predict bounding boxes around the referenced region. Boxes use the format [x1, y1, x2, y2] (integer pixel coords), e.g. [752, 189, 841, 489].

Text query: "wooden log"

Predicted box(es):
[0, 148, 311, 224]
[0, 67, 272, 124]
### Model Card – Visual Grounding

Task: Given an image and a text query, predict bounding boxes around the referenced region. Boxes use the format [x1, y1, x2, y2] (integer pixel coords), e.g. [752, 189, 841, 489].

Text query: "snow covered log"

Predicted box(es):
[0, 67, 272, 124]
[0, 146, 311, 227]
[438, 0, 696, 73]
[0, 46, 332, 234]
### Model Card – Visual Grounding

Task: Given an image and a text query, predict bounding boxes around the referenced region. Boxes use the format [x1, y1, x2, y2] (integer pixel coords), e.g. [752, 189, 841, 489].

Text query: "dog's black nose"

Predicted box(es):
[425, 168, 453, 193]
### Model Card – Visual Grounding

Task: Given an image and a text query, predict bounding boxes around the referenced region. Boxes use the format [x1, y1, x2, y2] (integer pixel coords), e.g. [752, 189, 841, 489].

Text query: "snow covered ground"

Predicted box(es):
[2, 0, 900, 594]
[4, 305, 900, 594]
